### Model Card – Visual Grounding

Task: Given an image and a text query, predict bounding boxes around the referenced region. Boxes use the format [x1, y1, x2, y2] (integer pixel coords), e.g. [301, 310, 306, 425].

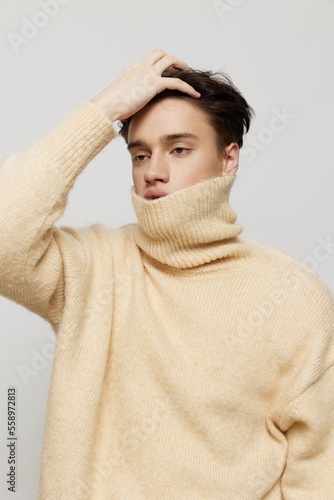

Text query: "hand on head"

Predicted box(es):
[90, 48, 201, 123]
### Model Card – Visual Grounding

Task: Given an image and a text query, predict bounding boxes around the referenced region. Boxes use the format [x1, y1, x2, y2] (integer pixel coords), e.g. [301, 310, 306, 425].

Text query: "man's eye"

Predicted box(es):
[173, 148, 189, 154]
[134, 155, 147, 162]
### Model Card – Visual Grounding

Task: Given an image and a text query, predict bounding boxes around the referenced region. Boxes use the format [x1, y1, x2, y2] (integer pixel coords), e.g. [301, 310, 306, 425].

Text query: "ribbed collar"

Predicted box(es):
[130, 175, 243, 269]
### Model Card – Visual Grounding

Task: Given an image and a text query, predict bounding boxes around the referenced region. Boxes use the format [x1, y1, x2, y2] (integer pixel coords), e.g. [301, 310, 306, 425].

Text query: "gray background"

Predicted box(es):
[0, 0, 333, 498]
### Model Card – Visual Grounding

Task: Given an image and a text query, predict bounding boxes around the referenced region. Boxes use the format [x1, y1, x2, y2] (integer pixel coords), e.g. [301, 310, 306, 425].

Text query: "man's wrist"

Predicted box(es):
[89, 95, 119, 124]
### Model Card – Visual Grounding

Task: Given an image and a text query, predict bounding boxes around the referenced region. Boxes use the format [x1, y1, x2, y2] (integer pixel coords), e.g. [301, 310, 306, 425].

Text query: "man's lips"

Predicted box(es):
[144, 188, 169, 200]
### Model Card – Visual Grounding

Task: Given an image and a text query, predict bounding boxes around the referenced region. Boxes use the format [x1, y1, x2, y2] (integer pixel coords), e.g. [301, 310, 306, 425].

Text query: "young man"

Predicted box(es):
[1, 48, 333, 499]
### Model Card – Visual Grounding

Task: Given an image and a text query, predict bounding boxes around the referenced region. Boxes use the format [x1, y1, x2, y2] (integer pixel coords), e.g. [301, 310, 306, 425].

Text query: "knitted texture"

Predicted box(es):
[0, 102, 333, 499]
[131, 174, 244, 268]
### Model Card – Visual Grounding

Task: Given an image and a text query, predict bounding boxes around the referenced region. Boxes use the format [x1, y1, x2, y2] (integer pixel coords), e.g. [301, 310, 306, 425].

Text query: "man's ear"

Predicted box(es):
[221, 142, 239, 176]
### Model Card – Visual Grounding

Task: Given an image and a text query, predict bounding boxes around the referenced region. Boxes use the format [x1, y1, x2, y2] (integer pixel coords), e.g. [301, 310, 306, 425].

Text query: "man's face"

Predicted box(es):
[127, 98, 239, 199]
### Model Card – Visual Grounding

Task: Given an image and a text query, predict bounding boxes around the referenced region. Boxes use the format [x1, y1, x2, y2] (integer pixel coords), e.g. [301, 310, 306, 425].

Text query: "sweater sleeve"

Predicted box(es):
[275, 277, 334, 497]
[279, 362, 334, 497]
[0, 101, 118, 328]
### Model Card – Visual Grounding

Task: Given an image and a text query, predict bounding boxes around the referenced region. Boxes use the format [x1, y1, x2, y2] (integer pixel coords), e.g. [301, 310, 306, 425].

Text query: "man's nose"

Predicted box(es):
[144, 152, 170, 184]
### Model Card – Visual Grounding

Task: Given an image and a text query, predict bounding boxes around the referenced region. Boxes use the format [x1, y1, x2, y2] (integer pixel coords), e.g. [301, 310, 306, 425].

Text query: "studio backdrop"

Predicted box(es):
[0, 0, 333, 498]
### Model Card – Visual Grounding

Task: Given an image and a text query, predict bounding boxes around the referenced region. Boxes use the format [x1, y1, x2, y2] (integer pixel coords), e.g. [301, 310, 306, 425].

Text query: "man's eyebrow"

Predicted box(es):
[161, 133, 199, 142]
[127, 133, 199, 151]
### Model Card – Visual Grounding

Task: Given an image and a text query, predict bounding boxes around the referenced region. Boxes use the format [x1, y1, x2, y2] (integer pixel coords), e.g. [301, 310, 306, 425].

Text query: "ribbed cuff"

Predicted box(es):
[27, 101, 118, 185]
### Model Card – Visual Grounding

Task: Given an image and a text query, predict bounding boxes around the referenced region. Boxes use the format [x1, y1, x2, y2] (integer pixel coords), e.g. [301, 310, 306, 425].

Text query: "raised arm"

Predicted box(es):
[0, 49, 200, 328]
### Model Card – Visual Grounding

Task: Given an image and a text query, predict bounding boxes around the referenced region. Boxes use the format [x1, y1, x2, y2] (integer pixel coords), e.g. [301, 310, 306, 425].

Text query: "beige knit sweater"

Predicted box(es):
[1, 101, 334, 500]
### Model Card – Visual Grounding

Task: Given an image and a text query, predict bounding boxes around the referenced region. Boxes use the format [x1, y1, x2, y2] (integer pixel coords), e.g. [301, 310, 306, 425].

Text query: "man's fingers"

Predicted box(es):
[143, 48, 167, 65]
[154, 54, 189, 75]
[90, 49, 198, 122]
[162, 77, 201, 98]
[142, 49, 190, 79]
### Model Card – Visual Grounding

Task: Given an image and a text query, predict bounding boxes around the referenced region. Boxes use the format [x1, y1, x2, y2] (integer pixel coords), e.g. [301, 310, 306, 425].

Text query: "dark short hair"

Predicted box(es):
[118, 68, 255, 156]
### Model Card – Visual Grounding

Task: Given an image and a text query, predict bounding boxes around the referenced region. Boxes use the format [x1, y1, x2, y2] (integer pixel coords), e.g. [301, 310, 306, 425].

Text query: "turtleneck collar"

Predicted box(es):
[130, 175, 243, 269]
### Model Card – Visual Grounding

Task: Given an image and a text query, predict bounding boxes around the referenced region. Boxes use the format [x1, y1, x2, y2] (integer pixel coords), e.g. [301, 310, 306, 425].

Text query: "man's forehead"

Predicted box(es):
[128, 98, 207, 145]
[127, 97, 206, 131]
